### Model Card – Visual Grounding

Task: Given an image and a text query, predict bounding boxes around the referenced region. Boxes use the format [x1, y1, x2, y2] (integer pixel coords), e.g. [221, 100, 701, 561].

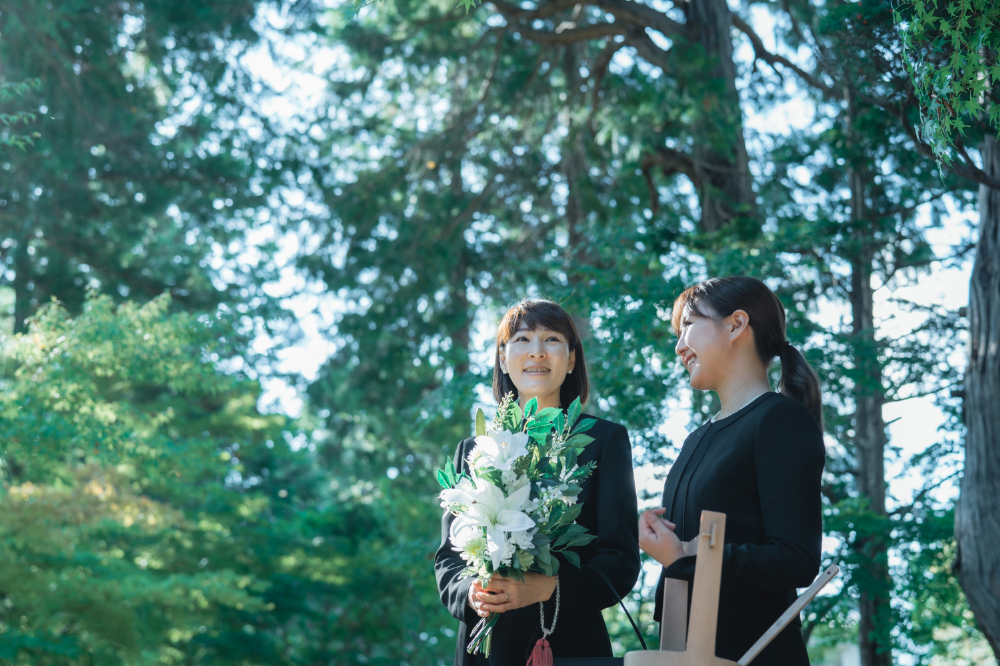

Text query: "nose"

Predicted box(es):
[675, 333, 687, 358]
[528, 338, 545, 357]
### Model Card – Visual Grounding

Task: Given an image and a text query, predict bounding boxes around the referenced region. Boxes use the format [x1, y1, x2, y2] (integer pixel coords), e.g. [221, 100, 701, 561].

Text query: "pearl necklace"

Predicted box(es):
[711, 392, 772, 423]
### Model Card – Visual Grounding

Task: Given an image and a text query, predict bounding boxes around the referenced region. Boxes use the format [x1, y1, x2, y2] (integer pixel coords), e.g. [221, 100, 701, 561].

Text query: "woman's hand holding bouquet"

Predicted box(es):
[437, 393, 597, 656]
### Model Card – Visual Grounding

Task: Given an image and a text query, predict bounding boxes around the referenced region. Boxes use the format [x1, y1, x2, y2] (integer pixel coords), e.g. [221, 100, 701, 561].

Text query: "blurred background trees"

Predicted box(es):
[0, 0, 997, 664]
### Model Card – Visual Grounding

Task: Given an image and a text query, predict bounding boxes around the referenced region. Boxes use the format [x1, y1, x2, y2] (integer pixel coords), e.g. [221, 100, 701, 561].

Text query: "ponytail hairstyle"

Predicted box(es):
[671, 276, 823, 428]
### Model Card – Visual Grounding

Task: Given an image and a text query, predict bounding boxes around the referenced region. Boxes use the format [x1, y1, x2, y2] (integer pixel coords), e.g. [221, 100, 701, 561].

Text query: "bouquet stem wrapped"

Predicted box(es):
[438, 394, 598, 656]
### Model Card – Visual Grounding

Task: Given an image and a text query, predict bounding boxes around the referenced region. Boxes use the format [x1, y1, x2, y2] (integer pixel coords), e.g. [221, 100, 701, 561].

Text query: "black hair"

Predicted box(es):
[493, 299, 589, 407]
[672, 276, 823, 428]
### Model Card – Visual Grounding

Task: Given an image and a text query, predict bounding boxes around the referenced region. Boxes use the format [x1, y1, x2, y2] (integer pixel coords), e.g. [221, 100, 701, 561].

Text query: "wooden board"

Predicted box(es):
[625, 510, 839, 666]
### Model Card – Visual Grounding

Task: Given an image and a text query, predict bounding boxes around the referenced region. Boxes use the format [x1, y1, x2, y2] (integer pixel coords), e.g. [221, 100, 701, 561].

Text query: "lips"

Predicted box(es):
[683, 355, 697, 371]
[523, 366, 550, 374]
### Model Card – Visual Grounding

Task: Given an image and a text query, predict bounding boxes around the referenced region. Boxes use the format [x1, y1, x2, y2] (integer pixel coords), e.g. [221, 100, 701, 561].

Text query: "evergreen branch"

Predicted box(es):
[621, 27, 672, 72]
[875, 241, 977, 290]
[732, 16, 839, 99]
[887, 470, 962, 518]
[589, 0, 687, 39]
[587, 38, 625, 133]
[857, 88, 1000, 190]
[489, 0, 586, 21]
[883, 380, 963, 405]
[514, 22, 627, 45]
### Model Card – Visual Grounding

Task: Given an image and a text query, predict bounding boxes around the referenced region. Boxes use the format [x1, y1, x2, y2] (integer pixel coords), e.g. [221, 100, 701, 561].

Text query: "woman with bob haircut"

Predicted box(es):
[639, 276, 825, 666]
[435, 299, 641, 666]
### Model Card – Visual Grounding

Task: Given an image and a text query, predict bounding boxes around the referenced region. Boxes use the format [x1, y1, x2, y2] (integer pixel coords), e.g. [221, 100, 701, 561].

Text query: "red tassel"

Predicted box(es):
[526, 638, 552, 666]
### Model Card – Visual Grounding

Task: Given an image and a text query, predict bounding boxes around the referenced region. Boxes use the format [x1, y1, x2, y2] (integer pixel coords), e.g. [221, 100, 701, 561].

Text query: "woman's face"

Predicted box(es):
[674, 304, 733, 391]
[499, 324, 575, 406]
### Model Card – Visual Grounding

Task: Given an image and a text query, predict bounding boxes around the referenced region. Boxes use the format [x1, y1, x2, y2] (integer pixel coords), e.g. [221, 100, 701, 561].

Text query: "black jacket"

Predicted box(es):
[435, 416, 641, 666]
[654, 393, 825, 666]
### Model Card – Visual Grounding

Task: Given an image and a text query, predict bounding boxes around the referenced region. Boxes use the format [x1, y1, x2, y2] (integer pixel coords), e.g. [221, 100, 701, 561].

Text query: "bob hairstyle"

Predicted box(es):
[671, 276, 823, 428]
[492, 299, 589, 407]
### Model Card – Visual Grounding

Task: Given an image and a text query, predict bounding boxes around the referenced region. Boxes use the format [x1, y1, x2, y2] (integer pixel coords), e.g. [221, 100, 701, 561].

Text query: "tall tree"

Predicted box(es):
[892, 1, 1000, 655]
[0, 0, 279, 331]
[956, 135, 1000, 657]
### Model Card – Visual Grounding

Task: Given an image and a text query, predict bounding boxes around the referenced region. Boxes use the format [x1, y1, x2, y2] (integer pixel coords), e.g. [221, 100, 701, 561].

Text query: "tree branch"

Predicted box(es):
[731, 15, 840, 100]
[489, 0, 584, 21]
[591, 0, 687, 39]
[888, 470, 962, 518]
[514, 22, 627, 45]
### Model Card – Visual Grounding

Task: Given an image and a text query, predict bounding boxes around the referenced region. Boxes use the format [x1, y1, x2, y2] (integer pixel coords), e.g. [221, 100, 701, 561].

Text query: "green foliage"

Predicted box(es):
[0, 78, 41, 151]
[0, 294, 283, 664]
[0, 0, 280, 330]
[896, 0, 1000, 162]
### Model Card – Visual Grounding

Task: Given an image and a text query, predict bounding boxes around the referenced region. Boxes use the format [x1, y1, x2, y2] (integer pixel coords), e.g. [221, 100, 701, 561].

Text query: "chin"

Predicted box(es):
[687, 372, 710, 391]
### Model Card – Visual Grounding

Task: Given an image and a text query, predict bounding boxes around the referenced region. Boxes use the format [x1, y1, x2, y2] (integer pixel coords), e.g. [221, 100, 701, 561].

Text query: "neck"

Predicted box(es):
[520, 391, 561, 412]
[714, 366, 772, 419]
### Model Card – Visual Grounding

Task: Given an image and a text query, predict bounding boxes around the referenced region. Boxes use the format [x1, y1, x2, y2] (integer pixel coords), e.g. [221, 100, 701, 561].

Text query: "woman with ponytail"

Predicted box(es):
[639, 276, 825, 666]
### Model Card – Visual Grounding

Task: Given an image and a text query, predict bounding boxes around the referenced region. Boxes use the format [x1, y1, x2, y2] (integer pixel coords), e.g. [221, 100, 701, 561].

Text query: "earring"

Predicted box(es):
[568, 369, 573, 375]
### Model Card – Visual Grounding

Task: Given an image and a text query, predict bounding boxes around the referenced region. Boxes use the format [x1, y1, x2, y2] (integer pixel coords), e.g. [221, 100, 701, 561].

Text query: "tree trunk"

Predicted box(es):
[12, 226, 31, 334]
[955, 134, 1000, 659]
[684, 0, 755, 232]
[848, 160, 893, 666]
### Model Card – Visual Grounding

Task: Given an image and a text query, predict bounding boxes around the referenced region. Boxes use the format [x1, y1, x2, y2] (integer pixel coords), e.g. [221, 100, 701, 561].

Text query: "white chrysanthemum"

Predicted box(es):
[500, 539, 516, 567]
[511, 530, 534, 550]
[502, 469, 529, 492]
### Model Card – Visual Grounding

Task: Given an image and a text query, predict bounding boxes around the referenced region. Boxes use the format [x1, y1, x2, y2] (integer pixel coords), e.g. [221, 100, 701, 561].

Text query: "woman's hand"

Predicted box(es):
[467, 580, 494, 618]
[473, 572, 557, 615]
[639, 508, 686, 568]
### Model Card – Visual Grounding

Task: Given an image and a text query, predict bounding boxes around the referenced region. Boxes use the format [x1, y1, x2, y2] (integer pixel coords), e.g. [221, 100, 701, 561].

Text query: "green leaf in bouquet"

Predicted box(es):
[561, 486, 582, 498]
[536, 549, 556, 576]
[565, 433, 595, 450]
[511, 402, 523, 427]
[554, 523, 587, 547]
[559, 504, 583, 526]
[531, 533, 551, 550]
[567, 533, 597, 548]
[524, 397, 539, 419]
[553, 411, 566, 438]
[548, 504, 564, 526]
[480, 469, 504, 487]
[562, 449, 579, 471]
[437, 469, 453, 489]
[536, 477, 558, 489]
[562, 550, 581, 568]
[528, 429, 550, 446]
[571, 418, 597, 435]
[476, 408, 487, 437]
[445, 459, 459, 484]
[567, 398, 582, 432]
[532, 407, 560, 424]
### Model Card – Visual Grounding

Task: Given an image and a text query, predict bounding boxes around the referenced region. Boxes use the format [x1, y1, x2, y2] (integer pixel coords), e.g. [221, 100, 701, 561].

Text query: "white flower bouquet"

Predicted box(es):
[438, 393, 598, 656]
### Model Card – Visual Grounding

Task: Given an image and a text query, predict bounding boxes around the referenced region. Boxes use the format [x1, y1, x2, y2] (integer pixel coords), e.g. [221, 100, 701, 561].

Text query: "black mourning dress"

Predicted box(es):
[435, 416, 641, 666]
[653, 393, 825, 666]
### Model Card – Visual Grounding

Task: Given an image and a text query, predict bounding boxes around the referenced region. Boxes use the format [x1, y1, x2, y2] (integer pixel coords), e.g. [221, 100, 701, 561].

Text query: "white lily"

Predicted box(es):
[458, 479, 535, 569]
[469, 430, 530, 472]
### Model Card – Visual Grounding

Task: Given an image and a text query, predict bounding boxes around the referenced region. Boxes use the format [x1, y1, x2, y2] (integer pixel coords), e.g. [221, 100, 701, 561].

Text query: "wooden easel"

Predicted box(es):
[625, 511, 839, 666]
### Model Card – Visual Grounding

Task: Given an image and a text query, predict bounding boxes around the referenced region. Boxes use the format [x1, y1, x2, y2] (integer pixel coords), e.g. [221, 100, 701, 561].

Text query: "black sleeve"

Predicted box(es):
[663, 399, 825, 594]
[434, 438, 480, 624]
[557, 424, 642, 611]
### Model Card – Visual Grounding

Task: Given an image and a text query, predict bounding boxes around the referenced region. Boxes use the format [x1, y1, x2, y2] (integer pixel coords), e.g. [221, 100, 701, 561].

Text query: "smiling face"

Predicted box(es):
[674, 303, 736, 391]
[499, 324, 576, 408]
